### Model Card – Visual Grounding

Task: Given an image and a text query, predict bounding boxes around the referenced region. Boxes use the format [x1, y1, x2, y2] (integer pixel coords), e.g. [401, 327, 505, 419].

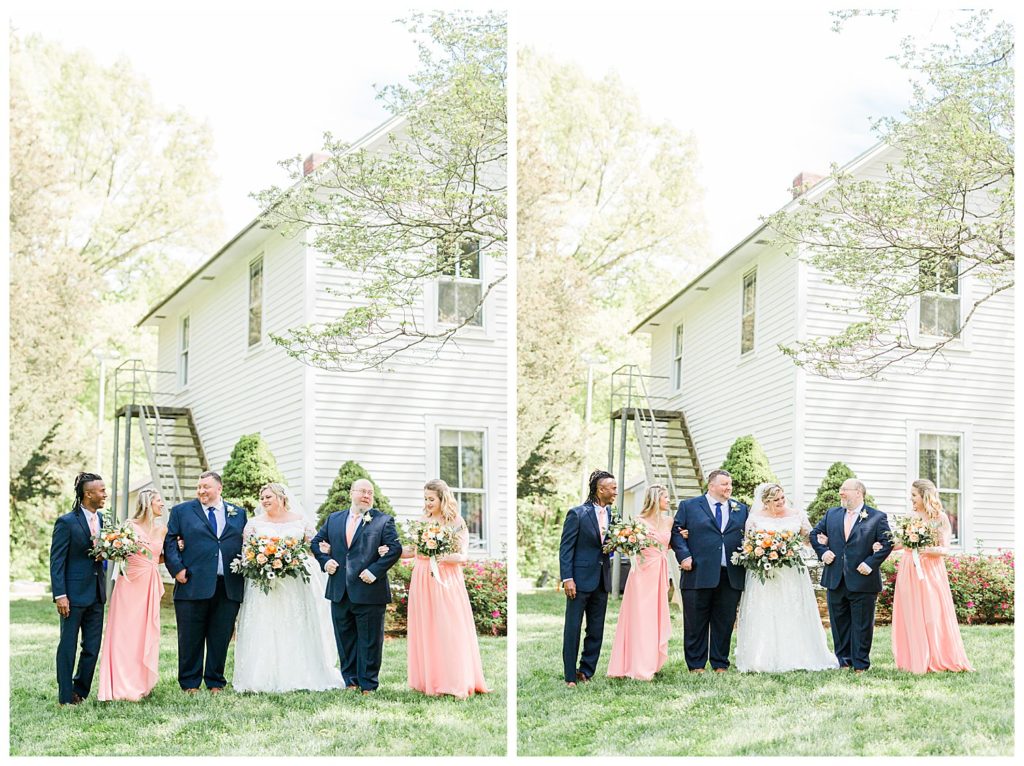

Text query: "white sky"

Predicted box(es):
[517, 8, 985, 255]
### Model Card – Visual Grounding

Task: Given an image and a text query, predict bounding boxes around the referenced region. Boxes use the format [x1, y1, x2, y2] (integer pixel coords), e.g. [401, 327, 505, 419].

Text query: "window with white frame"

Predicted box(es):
[919, 256, 960, 337]
[918, 432, 962, 543]
[248, 256, 264, 347]
[672, 322, 684, 389]
[437, 238, 483, 327]
[741, 268, 757, 354]
[179, 315, 190, 387]
[439, 428, 486, 550]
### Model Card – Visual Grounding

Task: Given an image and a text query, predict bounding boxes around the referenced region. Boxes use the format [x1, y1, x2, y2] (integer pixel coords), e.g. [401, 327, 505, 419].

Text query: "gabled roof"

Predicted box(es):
[137, 111, 409, 327]
[631, 140, 894, 334]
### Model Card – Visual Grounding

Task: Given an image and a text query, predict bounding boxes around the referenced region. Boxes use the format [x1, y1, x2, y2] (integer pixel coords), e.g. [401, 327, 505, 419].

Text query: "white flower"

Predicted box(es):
[226, 505, 238, 518]
[362, 512, 373, 525]
[859, 510, 868, 520]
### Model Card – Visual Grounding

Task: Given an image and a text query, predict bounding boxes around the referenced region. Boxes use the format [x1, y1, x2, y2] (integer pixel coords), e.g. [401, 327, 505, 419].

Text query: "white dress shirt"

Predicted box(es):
[204, 499, 227, 576]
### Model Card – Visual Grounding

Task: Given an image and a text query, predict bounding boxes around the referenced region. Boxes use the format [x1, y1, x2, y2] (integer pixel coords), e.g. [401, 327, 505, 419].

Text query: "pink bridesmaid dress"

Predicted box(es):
[891, 512, 973, 674]
[607, 518, 671, 680]
[406, 523, 490, 698]
[97, 523, 165, 700]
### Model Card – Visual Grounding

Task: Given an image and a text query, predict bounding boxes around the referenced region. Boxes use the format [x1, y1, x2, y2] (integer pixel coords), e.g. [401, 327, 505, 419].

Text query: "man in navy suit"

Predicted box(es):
[50, 472, 108, 705]
[669, 469, 748, 672]
[810, 478, 892, 672]
[311, 479, 402, 693]
[163, 471, 247, 693]
[559, 470, 616, 687]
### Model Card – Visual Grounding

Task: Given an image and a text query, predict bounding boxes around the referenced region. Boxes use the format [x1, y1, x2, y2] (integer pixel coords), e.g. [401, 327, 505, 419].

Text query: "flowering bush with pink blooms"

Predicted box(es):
[386, 558, 507, 636]
[877, 550, 1014, 624]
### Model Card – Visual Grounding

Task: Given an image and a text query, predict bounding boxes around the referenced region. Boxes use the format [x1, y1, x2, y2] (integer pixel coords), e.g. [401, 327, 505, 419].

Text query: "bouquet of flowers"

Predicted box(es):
[88, 519, 147, 578]
[602, 520, 655, 566]
[888, 514, 939, 579]
[229, 535, 311, 594]
[406, 520, 461, 583]
[730, 527, 806, 584]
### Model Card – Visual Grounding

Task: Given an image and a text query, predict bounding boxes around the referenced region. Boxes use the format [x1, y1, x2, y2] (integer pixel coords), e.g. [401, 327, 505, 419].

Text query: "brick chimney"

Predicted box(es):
[791, 171, 825, 198]
[303, 153, 329, 177]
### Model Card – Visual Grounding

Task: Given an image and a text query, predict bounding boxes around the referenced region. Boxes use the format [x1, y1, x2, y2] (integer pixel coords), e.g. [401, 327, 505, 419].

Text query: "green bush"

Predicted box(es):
[385, 558, 507, 636]
[221, 433, 285, 512]
[877, 550, 1014, 624]
[516, 495, 568, 584]
[806, 462, 877, 526]
[316, 460, 393, 528]
[719, 434, 777, 507]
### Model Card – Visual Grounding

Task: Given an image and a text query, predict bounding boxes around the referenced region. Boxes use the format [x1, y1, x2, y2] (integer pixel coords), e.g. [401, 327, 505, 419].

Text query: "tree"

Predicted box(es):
[315, 461, 394, 528]
[253, 11, 506, 372]
[221, 434, 286, 512]
[719, 435, 778, 508]
[767, 11, 1013, 379]
[806, 462, 879, 526]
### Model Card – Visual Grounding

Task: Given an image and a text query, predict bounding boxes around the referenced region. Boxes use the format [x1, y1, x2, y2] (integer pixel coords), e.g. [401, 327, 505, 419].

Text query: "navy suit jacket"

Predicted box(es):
[49, 506, 107, 607]
[558, 502, 613, 593]
[670, 495, 748, 591]
[164, 498, 248, 602]
[810, 505, 893, 593]
[311, 508, 402, 605]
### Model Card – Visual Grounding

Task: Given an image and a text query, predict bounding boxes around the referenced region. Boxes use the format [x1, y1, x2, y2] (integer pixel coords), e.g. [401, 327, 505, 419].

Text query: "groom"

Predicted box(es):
[163, 471, 248, 693]
[670, 469, 747, 673]
[810, 478, 892, 672]
[311, 478, 401, 693]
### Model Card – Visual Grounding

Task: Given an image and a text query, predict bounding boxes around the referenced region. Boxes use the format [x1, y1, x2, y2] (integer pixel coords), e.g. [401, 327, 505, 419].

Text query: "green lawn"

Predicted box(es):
[517, 590, 1013, 756]
[9, 597, 506, 756]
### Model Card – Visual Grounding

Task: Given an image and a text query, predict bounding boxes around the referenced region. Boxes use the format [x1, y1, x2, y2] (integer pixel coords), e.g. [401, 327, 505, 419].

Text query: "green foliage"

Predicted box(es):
[806, 462, 878, 526]
[718, 435, 777, 507]
[516, 496, 568, 583]
[220, 434, 285, 512]
[315, 460, 394, 528]
[386, 559, 507, 636]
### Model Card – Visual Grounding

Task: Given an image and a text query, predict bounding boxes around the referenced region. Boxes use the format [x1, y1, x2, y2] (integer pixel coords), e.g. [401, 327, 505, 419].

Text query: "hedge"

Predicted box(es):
[386, 558, 507, 636]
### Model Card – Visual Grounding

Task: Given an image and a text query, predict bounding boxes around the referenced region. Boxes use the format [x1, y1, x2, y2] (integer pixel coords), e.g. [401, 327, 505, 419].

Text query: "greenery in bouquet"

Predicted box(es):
[406, 519, 460, 558]
[602, 520, 654, 559]
[888, 514, 939, 549]
[731, 527, 805, 583]
[88, 519, 147, 576]
[230, 534, 311, 594]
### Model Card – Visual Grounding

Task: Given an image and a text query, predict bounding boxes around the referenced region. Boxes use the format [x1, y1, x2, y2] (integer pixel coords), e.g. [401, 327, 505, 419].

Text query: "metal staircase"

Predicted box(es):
[110, 360, 208, 519]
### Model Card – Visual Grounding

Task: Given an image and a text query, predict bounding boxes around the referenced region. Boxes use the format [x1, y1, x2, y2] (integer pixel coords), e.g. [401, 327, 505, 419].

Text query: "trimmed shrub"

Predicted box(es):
[877, 550, 1014, 624]
[385, 558, 508, 636]
[221, 433, 285, 512]
[806, 462, 877, 526]
[719, 435, 777, 507]
[316, 460, 394, 528]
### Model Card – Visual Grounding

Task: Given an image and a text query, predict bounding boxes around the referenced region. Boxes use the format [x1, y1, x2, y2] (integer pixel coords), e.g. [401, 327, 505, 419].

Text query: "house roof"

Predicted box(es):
[631, 140, 893, 334]
[137, 111, 409, 327]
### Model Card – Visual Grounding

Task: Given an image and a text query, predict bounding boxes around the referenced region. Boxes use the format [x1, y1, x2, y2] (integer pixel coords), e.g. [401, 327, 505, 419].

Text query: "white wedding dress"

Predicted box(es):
[232, 517, 344, 692]
[734, 511, 840, 672]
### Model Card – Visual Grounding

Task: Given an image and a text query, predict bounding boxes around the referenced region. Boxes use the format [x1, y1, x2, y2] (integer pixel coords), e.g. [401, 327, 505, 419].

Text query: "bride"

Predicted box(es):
[232, 482, 344, 692]
[733, 483, 839, 672]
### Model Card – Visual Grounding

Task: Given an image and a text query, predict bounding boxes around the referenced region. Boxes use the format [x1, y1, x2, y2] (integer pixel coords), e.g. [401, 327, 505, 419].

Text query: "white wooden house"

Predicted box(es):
[125, 113, 508, 557]
[625, 142, 1013, 554]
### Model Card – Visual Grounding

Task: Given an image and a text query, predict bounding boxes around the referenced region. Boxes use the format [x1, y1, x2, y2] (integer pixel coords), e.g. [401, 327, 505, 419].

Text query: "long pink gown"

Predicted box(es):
[606, 519, 671, 680]
[406, 524, 490, 698]
[97, 523, 165, 701]
[891, 512, 973, 674]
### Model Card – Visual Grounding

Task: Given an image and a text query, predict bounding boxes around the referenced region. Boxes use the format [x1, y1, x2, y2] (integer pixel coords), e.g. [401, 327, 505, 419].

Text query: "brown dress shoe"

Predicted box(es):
[361, 689, 374, 695]
[71, 693, 84, 704]
[714, 668, 727, 673]
[575, 671, 591, 684]
[183, 688, 200, 695]
[208, 687, 224, 695]
[565, 681, 577, 688]
[689, 668, 705, 674]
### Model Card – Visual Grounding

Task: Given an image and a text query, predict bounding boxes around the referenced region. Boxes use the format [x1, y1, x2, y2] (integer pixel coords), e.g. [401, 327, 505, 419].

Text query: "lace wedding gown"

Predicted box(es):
[734, 512, 839, 672]
[232, 517, 344, 692]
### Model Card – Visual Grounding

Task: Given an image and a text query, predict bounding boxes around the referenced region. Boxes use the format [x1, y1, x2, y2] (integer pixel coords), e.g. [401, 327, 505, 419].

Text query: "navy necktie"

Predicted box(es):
[207, 507, 218, 537]
[715, 502, 723, 531]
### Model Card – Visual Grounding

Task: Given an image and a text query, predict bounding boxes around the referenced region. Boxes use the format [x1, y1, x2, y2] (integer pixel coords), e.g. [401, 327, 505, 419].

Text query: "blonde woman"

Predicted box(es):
[97, 489, 167, 701]
[606, 484, 673, 680]
[402, 479, 489, 697]
[891, 479, 973, 673]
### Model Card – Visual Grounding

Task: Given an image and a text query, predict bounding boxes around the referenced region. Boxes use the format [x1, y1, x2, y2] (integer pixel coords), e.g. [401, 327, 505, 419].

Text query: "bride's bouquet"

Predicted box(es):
[88, 519, 148, 578]
[406, 520, 460, 583]
[230, 535, 311, 594]
[888, 514, 939, 580]
[602, 520, 655, 566]
[731, 527, 805, 584]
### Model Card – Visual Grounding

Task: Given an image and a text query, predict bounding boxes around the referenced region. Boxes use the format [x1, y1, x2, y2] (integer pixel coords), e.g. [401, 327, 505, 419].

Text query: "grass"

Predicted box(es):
[9, 596, 506, 756]
[517, 590, 1013, 756]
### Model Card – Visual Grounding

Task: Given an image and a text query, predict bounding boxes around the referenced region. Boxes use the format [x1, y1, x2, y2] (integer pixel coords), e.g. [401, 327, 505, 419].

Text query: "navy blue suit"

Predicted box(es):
[164, 498, 247, 689]
[810, 505, 892, 669]
[311, 508, 401, 691]
[669, 495, 748, 670]
[558, 501, 612, 683]
[49, 506, 107, 704]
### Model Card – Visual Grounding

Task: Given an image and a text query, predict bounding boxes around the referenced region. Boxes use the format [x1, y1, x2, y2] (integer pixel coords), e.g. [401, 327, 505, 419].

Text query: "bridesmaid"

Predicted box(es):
[606, 484, 672, 681]
[402, 479, 490, 698]
[97, 489, 167, 701]
[891, 479, 973, 674]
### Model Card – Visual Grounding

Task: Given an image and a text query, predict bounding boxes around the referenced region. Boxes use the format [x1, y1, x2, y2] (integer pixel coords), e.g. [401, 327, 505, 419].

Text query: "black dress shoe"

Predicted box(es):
[71, 693, 84, 705]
